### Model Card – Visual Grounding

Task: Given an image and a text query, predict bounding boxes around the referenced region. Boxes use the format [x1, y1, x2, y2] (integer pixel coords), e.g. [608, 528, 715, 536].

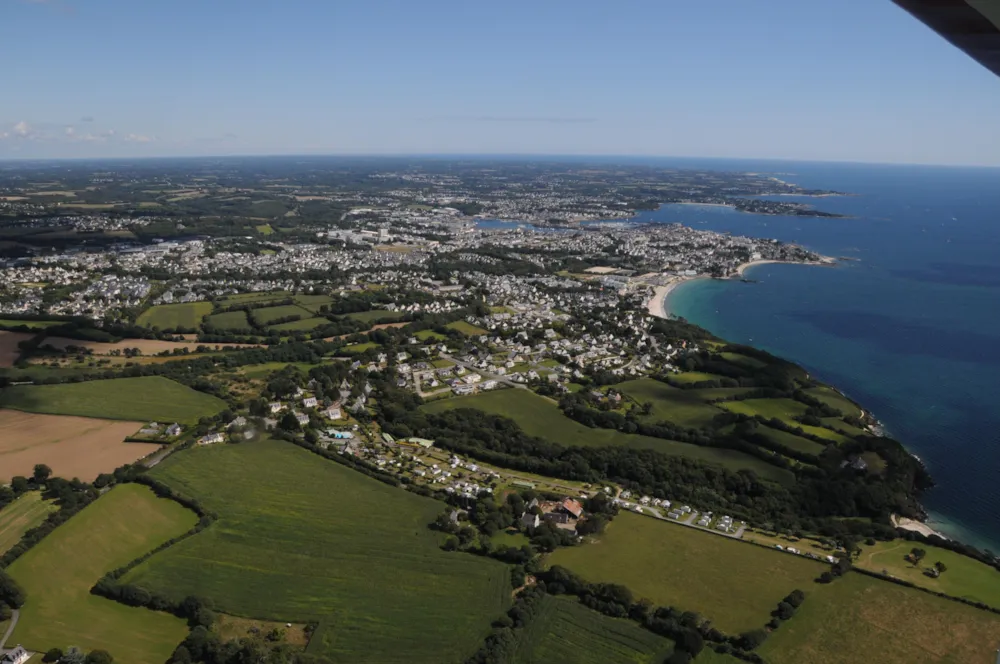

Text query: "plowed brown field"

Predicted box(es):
[0, 410, 160, 480]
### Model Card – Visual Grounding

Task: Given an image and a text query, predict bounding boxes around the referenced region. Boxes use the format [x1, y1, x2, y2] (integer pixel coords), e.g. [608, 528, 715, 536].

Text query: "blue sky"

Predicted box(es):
[2, 0, 999, 164]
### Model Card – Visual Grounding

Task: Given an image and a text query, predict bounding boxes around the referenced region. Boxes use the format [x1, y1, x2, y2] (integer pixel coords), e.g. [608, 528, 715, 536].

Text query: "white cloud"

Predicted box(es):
[65, 125, 75, 136]
[13, 121, 31, 137]
[125, 133, 154, 143]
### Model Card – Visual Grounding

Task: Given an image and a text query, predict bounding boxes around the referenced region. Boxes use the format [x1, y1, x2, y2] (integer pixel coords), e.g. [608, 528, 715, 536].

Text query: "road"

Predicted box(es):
[0, 609, 19, 650]
[143, 444, 176, 469]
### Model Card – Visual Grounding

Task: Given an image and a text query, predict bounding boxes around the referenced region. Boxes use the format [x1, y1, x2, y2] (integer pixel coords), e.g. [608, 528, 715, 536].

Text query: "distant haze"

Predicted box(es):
[2, 0, 999, 165]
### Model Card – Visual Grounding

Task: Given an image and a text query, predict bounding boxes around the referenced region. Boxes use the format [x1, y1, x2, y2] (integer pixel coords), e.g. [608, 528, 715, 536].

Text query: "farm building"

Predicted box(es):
[198, 433, 225, 445]
[521, 513, 540, 529]
[561, 498, 584, 519]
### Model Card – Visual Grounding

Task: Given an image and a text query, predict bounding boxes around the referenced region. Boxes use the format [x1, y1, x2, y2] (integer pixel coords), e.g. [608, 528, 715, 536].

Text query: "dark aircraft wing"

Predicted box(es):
[893, 0, 1000, 77]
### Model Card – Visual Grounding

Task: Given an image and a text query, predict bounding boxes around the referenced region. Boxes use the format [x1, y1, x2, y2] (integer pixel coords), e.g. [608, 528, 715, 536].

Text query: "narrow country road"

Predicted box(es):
[0, 609, 19, 650]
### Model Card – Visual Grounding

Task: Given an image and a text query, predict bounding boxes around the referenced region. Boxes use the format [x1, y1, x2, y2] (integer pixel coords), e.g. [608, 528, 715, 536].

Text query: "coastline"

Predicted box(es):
[734, 256, 837, 278]
[646, 256, 837, 319]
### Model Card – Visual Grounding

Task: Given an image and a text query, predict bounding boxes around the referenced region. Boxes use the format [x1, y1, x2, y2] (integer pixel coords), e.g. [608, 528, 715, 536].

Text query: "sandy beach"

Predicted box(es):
[646, 278, 691, 319]
[892, 514, 949, 540]
[735, 256, 837, 278]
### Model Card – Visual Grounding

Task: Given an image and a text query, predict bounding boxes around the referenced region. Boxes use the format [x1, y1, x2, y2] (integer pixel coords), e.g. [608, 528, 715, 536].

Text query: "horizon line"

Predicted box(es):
[1, 152, 998, 170]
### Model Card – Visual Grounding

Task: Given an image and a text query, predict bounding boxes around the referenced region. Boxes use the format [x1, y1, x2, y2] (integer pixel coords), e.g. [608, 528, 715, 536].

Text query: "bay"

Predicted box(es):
[647, 159, 1000, 551]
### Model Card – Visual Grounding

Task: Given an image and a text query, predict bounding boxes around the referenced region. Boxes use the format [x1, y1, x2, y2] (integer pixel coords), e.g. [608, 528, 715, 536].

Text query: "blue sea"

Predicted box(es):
[480, 158, 1000, 549]
[632, 159, 1000, 551]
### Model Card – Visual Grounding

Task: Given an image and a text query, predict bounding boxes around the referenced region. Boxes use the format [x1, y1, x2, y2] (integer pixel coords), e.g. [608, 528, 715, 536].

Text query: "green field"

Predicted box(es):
[218, 291, 290, 305]
[0, 319, 63, 330]
[490, 529, 531, 549]
[616, 378, 724, 429]
[0, 376, 227, 424]
[718, 352, 767, 369]
[754, 425, 826, 456]
[8, 484, 197, 663]
[856, 540, 1000, 608]
[687, 387, 758, 401]
[822, 417, 867, 437]
[137, 301, 213, 329]
[415, 329, 447, 342]
[343, 341, 378, 353]
[759, 572, 1000, 664]
[241, 361, 321, 379]
[511, 594, 672, 664]
[123, 440, 509, 663]
[293, 294, 333, 312]
[720, 398, 809, 424]
[796, 424, 850, 444]
[345, 309, 406, 324]
[0, 492, 57, 555]
[668, 372, 724, 385]
[422, 390, 793, 483]
[251, 304, 314, 325]
[445, 320, 488, 336]
[805, 387, 862, 418]
[547, 512, 822, 633]
[255, 223, 274, 234]
[205, 310, 250, 330]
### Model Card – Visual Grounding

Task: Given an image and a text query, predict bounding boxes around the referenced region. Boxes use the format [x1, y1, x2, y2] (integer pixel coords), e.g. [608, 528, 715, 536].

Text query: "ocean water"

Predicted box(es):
[640, 159, 1000, 551]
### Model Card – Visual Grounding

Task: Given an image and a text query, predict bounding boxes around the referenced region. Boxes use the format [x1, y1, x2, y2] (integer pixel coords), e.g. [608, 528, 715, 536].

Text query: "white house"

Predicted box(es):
[269, 402, 284, 414]
[198, 433, 224, 446]
[324, 405, 342, 420]
[1, 645, 30, 664]
[302, 397, 318, 409]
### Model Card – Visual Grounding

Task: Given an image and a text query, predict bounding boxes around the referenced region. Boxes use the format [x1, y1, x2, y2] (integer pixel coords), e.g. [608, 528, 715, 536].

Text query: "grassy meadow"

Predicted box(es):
[616, 378, 724, 429]
[345, 309, 406, 324]
[137, 301, 213, 329]
[805, 386, 862, 418]
[856, 540, 1000, 608]
[445, 320, 488, 335]
[547, 512, 822, 633]
[292, 294, 333, 312]
[205, 310, 251, 330]
[414, 329, 447, 342]
[753, 425, 827, 456]
[0, 319, 64, 330]
[719, 398, 809, 424]
[251, 303, 313, 325]
[421, 389, 793, 483]
[218, 291, 290, 305]
[269, 317, 330, 332]
[759, 572, 1000, 664]
[511, 595, 672, 664]
[0, 376, 227, 423]
[0, 492, 57, 555]
[8, 484, 197, 663]
[123, 440, 510, 663]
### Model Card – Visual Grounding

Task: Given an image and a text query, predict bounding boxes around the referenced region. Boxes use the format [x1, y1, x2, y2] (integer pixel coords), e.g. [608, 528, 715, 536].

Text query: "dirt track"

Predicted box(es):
[0, 410, 160, 481]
